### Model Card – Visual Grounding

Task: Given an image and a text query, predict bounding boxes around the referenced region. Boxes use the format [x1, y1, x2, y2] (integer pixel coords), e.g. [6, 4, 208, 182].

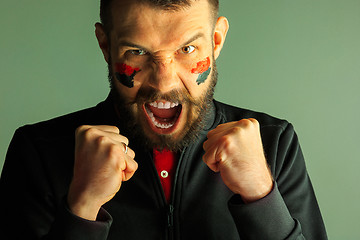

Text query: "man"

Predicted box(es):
[0, 0, 327, 239]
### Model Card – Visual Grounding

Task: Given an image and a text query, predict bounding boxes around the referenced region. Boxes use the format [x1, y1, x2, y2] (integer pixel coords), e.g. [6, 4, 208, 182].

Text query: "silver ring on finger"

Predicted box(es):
[121, 142, 128, 154]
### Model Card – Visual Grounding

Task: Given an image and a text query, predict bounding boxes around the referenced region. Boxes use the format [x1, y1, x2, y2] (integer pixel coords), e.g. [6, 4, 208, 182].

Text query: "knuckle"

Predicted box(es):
[237, 118, 259, 130]
[95, 135, 108, 145]
[202, 153, 208, 163]
[238, 119, 252, 127]
[130, 149, 135, 158]
[249, 118, 259, 127]
[122, 137, 129, 145]
[248, 118, 258, 123]
[220, 135, 232, 148]
[202, 150, 213, 163]
[110, 125, 120, 134]
[76, 125, 90, 135]
[230, 126, 242, 135]
[203, 141, 208, 150]
[129, 159, 138, 171]
[83, 127, 99, 139]
[134, 160, 139, 169]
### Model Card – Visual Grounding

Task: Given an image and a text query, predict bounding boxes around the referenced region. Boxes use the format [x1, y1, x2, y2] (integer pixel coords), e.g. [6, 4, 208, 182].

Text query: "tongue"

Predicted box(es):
[148, 105, 179, 119]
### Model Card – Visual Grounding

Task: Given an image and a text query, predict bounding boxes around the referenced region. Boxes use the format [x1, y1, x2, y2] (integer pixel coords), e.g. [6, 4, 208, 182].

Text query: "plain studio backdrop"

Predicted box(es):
[1, 1, 359, 239]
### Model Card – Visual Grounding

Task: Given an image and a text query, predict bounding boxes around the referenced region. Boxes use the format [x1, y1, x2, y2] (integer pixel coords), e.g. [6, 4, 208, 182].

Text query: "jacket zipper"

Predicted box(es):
[148, 147, 188, 240]
[167, 204, 174, 240]
[167, 147, 188, 240]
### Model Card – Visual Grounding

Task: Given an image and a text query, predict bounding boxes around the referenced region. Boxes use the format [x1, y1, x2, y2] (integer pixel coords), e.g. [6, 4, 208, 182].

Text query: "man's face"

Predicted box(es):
[96, 0, 228, 150]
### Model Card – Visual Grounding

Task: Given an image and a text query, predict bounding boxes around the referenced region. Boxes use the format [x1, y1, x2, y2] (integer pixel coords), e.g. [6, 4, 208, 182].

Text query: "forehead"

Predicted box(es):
[110, 0, 213, 48]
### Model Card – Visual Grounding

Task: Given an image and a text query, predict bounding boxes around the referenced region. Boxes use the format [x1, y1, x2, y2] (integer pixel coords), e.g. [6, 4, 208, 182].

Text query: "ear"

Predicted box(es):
[213, 16, 229, 60]
[95, 22, 110, 63]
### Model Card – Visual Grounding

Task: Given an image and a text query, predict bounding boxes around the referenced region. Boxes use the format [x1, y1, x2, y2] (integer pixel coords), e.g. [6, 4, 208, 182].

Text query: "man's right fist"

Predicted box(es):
[67, 125, 138, 220]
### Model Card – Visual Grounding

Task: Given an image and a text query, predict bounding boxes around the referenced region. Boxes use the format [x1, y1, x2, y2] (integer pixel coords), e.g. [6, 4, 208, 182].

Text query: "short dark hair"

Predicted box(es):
[100, 0, 219, 33]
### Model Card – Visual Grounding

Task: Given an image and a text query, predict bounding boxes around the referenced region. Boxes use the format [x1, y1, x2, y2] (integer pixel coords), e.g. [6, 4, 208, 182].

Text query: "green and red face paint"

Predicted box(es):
[115, 63, 141, 88]
[115, 57, 211, 88]
[191, 57, 211, 85]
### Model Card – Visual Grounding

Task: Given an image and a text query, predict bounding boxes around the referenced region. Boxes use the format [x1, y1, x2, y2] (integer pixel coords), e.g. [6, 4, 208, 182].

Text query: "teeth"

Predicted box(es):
[164, 102, 171, 109]
[149, 101, 179, 109]
[157, 102, 164, 108]
[149, 102, 158, 107]
[146, 106, 176, 129]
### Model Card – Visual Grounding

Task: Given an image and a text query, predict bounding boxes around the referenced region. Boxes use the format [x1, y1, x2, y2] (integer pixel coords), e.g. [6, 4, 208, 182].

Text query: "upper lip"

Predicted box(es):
[148, 101, 179, 109]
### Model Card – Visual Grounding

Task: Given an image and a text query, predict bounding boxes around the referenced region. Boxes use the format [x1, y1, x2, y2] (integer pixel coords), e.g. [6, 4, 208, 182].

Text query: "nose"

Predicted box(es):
[147, 56, 181, 93]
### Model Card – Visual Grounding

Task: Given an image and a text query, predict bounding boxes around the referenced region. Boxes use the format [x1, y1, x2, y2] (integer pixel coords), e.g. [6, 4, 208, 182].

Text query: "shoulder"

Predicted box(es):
[17, 107, 94, 140]
[15, 98, 113, 141]
[213, 100, 290, 131]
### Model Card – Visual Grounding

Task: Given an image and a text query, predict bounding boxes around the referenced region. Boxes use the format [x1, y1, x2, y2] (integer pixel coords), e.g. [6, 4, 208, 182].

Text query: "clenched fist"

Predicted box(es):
[203, 118, 273, 203]
[67, 125, 138, 220]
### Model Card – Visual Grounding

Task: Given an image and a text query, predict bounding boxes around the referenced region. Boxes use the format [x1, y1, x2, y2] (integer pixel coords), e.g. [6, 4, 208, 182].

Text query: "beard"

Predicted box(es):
[108, 57, 218, 151]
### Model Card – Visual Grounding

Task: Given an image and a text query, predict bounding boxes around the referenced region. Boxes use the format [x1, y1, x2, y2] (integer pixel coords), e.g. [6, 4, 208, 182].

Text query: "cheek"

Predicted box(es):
[191, 57, 212, 85]
[115, 63, 141, 88]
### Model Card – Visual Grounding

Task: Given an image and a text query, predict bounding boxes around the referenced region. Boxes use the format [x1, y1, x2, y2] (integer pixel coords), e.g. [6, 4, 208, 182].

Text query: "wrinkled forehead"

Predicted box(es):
[109, 0, 213, 43]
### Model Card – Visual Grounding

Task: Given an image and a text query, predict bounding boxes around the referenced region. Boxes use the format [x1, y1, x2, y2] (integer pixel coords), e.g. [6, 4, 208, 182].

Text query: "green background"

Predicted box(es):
[1, 1, 359, 239]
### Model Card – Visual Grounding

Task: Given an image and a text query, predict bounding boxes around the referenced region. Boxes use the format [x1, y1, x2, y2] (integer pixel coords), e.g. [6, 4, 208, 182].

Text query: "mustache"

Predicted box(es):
[126, 86, 201, 107]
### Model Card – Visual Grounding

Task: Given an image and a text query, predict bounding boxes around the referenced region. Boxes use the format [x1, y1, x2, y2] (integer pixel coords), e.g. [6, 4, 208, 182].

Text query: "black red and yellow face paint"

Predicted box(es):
[115, 63, 141, 88]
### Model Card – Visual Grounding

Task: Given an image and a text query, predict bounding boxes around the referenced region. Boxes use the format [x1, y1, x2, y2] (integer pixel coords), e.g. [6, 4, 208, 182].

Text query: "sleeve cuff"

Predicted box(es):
[228, 183, 295, 240]
[47, 199, 113, 240]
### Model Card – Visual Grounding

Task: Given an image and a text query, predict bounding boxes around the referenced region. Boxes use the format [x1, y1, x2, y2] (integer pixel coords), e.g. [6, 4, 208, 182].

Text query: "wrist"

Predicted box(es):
[240, 180, 274, 204]
[67, 193, 102, 221]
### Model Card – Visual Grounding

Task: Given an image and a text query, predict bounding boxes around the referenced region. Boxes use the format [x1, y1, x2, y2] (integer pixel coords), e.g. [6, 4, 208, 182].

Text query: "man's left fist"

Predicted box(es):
[203, 118, 273, 203]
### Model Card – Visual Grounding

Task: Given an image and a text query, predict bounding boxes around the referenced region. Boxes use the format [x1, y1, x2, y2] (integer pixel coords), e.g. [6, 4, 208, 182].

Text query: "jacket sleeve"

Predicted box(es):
[227, 122, 327, 240]
[0, 128, 112, 240]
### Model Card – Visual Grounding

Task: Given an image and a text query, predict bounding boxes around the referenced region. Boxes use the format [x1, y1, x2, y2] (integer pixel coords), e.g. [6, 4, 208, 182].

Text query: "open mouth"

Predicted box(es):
[143, 100, 183, 134]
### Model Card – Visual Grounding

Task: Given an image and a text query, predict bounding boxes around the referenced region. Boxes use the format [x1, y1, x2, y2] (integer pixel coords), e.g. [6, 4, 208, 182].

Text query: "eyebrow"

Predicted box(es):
[117, 32, 206, 51]
[181, 32, 206, 47]
[117, 41, 150, 52]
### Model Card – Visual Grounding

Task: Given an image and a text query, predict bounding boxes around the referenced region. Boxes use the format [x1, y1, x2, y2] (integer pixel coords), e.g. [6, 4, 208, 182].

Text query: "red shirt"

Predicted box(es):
[153, 148, 178, 203]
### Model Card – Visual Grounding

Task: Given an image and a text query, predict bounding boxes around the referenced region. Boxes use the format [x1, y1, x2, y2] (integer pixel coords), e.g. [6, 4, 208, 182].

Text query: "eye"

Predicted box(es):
[181, 45, 196, 54]
[129, 49, 148, 56]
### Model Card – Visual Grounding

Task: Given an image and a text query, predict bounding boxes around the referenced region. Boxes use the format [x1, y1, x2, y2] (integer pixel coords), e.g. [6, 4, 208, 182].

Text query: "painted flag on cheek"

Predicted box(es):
[191, 57, 211, 85]
[115, 63, 141, 88]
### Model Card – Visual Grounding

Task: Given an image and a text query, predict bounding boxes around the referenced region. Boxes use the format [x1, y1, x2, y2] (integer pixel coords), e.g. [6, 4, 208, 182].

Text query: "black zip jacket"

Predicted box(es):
[0, 96, 327, 240]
